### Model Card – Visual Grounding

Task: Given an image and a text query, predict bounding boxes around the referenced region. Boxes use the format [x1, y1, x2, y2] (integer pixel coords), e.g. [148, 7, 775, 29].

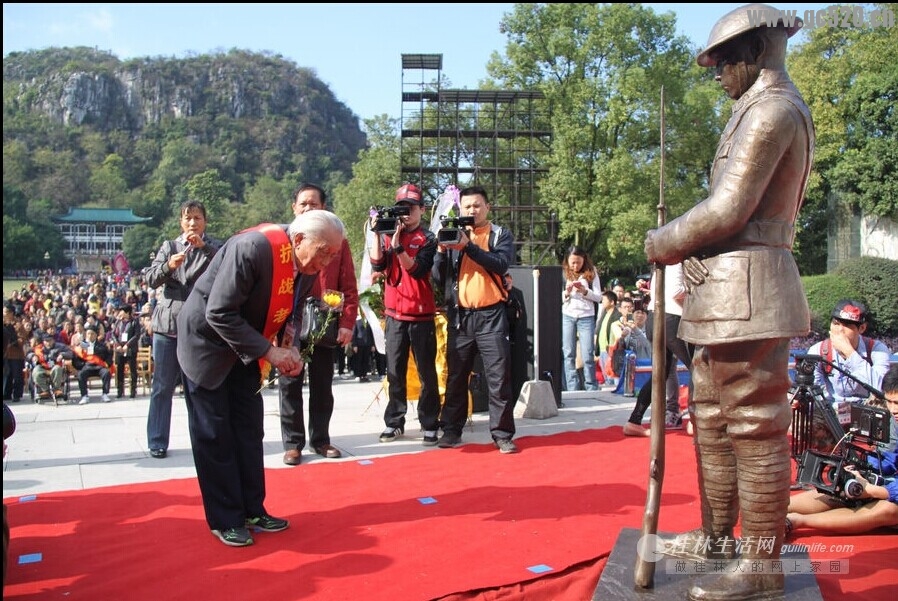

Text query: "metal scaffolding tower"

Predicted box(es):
[400, 53, 558, 265]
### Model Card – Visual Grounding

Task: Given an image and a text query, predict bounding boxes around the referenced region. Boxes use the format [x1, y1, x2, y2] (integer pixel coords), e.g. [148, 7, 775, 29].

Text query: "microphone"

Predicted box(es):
[800, 352, 884, 399]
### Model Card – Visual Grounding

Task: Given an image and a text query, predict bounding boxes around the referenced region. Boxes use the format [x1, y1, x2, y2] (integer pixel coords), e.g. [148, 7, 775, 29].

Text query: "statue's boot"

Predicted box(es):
[659, 404, 737, 561]
[688, 434, 791, 601]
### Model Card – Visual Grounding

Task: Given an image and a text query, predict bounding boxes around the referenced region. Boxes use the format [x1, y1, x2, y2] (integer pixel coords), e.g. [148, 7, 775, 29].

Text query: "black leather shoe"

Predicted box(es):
[283, 449, 302, 466]
[150, 448, 167, 459]
[314, 444, 341, 459]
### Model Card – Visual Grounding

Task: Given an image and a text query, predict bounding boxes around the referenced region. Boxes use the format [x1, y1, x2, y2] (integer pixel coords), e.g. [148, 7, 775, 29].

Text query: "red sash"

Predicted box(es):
[72, 343, 114, 375]
[242, 223, 295, 381]
[34, 346, 51, 369]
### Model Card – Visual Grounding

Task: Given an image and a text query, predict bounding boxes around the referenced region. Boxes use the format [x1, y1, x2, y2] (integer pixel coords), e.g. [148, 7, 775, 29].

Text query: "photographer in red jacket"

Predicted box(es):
[369, 183, 441, 446]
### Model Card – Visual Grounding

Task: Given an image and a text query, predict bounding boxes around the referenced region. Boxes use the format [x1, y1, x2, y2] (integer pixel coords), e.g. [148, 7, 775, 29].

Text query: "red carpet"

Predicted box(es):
[4, 428, 895, 600]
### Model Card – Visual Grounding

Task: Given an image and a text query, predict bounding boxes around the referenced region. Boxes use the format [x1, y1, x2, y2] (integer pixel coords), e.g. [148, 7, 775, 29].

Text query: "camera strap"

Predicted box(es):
[820, 336, 873, 374]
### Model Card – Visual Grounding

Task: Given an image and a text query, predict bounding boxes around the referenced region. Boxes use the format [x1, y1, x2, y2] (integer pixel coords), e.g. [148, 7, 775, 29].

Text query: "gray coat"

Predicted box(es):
[145, 234, 220, 337]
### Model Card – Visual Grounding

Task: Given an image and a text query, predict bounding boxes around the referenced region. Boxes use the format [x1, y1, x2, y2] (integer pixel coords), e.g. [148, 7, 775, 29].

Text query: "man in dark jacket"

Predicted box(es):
[432, 186, 518, 454]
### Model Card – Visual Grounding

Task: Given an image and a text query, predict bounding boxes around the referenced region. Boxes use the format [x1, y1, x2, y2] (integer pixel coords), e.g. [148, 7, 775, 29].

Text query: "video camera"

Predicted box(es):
[371, 205, 412, 235]
[796, 403, 890, 500]
[437, 215, 475, 244]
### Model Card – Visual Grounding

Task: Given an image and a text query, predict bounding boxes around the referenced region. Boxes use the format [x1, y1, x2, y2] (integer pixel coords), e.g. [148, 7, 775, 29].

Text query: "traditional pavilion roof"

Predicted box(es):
[52, 208, 152, 224]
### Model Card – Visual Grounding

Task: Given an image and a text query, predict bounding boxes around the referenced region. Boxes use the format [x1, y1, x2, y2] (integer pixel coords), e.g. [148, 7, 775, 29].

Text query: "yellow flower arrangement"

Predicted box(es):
[322, 290, 344, 310]
[257, 290, 344, 393]
[299, 289, 344, 365]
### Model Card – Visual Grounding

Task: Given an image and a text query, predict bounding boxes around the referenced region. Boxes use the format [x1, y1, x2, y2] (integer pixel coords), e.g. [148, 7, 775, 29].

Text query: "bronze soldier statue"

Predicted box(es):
[644, 4, 814, 600]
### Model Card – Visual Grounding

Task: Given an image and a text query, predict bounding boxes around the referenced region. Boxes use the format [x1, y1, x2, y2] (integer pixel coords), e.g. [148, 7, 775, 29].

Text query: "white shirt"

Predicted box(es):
[648, 263, 686, 317]
[562, 274, 602, 319]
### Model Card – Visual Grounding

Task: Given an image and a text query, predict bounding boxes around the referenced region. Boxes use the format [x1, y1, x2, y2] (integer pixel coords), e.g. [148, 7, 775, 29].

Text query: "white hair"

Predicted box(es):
[288, 209, 345, 241]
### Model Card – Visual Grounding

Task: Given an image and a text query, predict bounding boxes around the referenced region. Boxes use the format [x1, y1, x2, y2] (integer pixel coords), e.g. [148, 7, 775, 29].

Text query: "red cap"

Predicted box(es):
[395, 183, 423, 206]
[831, 299, 867, 324]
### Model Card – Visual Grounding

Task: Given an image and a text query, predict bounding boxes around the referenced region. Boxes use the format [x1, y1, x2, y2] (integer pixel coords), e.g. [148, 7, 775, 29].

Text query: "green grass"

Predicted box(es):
[4, 279, 31, 299]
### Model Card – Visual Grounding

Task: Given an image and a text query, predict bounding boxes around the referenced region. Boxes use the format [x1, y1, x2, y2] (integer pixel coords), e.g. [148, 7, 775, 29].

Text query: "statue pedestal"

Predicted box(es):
[594, 528, 823, 600]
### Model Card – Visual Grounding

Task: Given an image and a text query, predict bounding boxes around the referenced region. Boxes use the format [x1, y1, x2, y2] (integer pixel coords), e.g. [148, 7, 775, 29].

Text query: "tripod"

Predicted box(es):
[788, 359, 843, 489]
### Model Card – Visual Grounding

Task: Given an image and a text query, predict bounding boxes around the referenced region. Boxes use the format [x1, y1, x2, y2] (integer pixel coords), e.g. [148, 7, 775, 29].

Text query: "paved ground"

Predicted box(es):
[3, 377, 640, 498]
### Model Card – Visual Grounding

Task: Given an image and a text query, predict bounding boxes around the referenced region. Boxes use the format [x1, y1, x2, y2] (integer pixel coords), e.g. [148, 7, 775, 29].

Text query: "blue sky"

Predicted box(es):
[4, 3, 828, 124]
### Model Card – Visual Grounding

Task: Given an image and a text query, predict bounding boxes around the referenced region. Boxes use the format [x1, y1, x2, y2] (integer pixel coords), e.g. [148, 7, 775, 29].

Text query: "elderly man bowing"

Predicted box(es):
[177, 210, 345, 547]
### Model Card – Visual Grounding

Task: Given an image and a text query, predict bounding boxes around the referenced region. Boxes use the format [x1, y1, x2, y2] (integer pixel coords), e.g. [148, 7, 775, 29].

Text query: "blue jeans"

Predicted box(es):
[562, 313, 597, 391]
[146, 333, 181, 451]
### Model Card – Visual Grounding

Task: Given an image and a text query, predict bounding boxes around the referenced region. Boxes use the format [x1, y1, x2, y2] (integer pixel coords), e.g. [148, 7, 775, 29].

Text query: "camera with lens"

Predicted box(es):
[371, 205, 412, 235]
[796, 403, 890, 500]
[437, 215, 475, 244]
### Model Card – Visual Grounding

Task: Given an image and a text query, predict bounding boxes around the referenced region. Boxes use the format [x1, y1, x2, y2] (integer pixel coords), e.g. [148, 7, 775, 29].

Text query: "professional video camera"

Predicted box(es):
[371, 205, 412, 235]
[796, 403, 890, 500]
[437, 215, 475, 244]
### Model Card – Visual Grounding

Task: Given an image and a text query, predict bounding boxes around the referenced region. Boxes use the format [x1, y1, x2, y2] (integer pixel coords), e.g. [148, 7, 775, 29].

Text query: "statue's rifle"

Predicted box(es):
[634, 86, 667, 589]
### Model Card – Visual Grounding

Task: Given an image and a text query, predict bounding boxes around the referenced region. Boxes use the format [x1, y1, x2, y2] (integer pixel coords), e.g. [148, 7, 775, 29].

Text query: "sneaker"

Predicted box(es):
[437, 431, 462, 448]
[78, 395, 90, 405]
[211, 527, 254, 547]
[494, 438, 520, 454]
[665, 412, 683, 430]
[245, 514, 289, 532]
[379, 426, 404, 443]
[422, 430, 438, 447]
[101, 394, 112, 403]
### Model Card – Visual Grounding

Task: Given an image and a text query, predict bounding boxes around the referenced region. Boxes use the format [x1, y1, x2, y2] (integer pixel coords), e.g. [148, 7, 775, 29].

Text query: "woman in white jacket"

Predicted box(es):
[561, 246, 603, 391]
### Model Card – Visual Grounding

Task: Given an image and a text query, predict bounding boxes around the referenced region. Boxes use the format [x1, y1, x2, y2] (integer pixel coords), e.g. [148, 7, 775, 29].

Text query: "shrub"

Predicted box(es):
[832, 257, 898, 337]
[800, 273, 855, 336]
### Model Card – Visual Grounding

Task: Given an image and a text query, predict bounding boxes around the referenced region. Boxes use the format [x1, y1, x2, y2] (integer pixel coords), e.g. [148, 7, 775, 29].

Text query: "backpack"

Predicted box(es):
[485, 225, 522, 332]
[819, 336, 873, 374]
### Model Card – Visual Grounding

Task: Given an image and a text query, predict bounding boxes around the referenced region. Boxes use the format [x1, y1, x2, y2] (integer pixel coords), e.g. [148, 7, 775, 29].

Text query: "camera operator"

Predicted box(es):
[368, 183, 441, 446]
[807, 299, 894, 448]
[786, 363, 898, 536]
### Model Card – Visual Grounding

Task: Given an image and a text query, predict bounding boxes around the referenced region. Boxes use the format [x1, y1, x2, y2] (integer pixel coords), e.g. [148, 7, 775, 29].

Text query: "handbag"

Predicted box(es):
[298, 297, 341, 349]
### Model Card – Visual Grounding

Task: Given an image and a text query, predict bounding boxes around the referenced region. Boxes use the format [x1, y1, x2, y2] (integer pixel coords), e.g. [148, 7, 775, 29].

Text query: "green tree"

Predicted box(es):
[2, 215, 41, 272]
[232, 175, 292, 233]
[122, 224, 163, 272]
[88, 153, 130, 207]
[486, 3, 720, 273]
[788, 7, 898, 273]
[333, 115, 402, 271]
[183, 169, 233, 240]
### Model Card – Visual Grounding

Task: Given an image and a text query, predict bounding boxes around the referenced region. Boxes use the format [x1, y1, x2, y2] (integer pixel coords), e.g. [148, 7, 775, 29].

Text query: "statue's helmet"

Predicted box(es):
[696, 3, 803, 67]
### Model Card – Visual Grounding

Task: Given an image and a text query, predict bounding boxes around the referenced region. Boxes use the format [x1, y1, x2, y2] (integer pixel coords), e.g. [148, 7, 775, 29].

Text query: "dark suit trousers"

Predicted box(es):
[440, 305, 515, 439]
[279, 344, 335, 451]
[184, 361, 266, 531]
[383, 316, 441, 431]
[114, 353, 137, 397]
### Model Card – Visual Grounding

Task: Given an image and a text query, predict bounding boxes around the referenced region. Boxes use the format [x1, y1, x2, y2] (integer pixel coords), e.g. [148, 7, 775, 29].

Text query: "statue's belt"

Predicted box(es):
[697, 220, 794, 258]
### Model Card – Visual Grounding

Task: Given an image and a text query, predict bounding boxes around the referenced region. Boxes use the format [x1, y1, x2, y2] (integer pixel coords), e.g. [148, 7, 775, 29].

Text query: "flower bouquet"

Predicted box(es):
[298, 289, 344, 364]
